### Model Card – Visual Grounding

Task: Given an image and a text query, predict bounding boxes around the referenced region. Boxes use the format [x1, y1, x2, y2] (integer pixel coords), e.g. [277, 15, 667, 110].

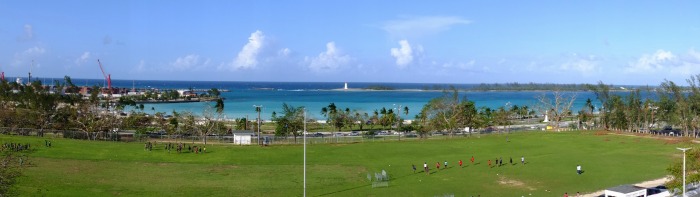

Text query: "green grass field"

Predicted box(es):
[3, 131, 688, 196]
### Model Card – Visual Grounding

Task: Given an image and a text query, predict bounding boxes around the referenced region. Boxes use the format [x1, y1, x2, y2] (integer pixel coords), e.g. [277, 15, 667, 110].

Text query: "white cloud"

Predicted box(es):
[625, 50, 677, 73]
[13, 46, 45, 67]
[171, 54, 209, 71]
[390, 40, 413, 68]
[382, 16, 471, 39]
[441, 60, 476, 70]
[305, 42, 350, 72]
[623, 49, 700, 77]
[559, 55, 599, 74]
[231, 30, 265, 70]
[75, 52, 91, 65]
[278, 48, 291, 57]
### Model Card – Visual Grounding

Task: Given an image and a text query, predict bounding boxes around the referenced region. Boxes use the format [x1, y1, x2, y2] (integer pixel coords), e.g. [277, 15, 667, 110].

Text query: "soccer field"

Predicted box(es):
[4, 131, 685, 196]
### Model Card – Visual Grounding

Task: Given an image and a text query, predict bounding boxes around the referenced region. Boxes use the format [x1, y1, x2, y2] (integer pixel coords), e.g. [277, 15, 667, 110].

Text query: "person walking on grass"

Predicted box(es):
[521, 156, 525, 165]
[436, 162, 440, 170]
[471, 156, 474, 164]
[488, 160, 491, 167]
[424, 162, 429, 175]
[459, 159, 463, 167]
[444, 161, 448, 169]
[510, 157, 512, 164]
[412, 164, 416, 173]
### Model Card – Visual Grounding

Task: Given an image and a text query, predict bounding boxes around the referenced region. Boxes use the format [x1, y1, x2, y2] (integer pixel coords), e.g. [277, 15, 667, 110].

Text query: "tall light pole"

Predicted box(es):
[253, 105, 263, 145]
[303, 108, 307, 197]
[394, 104, 402, 141]
[677, 147, 691, 197]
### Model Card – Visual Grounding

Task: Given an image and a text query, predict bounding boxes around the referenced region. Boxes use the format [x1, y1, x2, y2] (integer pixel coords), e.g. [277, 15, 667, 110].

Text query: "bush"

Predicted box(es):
[0, 150, 30, 196]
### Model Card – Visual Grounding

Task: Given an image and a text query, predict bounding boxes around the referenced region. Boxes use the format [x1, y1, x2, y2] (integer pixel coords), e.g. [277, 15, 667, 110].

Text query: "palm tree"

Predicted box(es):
[215, 98, 224, 114]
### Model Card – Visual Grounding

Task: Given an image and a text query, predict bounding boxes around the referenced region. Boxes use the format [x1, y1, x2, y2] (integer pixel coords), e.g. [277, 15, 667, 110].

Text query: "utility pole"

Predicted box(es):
[253, 105, 263, 145]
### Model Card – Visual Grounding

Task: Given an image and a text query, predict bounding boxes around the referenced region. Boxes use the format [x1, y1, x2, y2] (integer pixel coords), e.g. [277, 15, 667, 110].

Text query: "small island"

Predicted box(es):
[363, 85, 395, 91]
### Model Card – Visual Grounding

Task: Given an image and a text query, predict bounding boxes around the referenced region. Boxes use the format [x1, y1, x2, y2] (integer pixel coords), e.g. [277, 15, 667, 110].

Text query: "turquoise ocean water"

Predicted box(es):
[44, 78, 638, 120]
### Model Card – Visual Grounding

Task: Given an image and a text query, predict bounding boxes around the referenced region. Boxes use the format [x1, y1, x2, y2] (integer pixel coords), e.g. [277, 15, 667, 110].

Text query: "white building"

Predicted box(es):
[604, 184, 669, 197]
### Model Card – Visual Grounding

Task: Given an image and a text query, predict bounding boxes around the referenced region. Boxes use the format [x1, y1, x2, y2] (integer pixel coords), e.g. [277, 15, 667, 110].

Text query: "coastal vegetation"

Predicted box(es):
[363, 85, 395, 90]
[3, 74, 700, 194]
[421, 82, 609, 91]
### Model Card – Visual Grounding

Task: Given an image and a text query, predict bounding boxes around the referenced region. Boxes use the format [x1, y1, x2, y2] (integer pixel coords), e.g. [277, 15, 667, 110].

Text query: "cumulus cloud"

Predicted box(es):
[74, 52, 91, 65]
[230, 30, 265, 70]
[390, 40, 413, 68]
[305, 42, 350, 72]
[382, 16, 471, 38]
[625, 50, 676, 73]
[623, 49, 700, 76]
[171, 54, 209, 71]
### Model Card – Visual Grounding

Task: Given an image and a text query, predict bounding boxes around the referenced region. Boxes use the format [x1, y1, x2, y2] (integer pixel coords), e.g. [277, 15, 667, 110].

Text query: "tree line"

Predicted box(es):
[6, 74, 700, 142]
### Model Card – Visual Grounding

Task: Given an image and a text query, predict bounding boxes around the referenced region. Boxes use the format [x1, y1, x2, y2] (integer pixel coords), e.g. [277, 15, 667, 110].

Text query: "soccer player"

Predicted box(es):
[577, 165, 582, 175]
[424, 162, 429, 175]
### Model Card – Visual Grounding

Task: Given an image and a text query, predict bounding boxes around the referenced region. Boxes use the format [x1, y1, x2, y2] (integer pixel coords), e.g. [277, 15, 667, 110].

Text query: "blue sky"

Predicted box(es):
[1, 0, 699, 85]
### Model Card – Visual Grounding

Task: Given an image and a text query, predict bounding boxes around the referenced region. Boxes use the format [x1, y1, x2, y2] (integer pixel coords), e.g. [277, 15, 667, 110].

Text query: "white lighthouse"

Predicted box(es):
[344, 82, 348, 90]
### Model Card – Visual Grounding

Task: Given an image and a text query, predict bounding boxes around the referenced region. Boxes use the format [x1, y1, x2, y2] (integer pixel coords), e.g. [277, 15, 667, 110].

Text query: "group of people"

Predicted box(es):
[144, 141, 154, 151]
[487, 156, 525, 168]
[144, 141, 206, 154]
[2, 142, 31, 152]
[413, 156, 526, 175]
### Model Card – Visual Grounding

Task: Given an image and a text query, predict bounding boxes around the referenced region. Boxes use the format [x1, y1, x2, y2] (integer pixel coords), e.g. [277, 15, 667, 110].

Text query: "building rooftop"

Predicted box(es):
[606, 184, 645, 194]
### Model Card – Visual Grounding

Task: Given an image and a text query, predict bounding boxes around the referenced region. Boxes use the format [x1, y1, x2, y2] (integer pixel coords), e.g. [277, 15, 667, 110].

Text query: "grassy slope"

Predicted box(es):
[4, 131, 686, 196]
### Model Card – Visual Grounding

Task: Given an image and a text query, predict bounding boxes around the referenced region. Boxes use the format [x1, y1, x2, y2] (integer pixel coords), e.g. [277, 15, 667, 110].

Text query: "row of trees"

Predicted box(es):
[413, 87, 542, 138]
[269, 102, 412, 140]
[585, 75, 700, 137]
[0, 76, 234, 145]
[10, 74, 700, 141]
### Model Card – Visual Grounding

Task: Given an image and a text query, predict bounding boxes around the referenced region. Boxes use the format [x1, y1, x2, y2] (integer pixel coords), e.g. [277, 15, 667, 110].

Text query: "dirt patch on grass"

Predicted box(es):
[661, 137, 693, 144]
[594, 131, 607, 136]
[497, 176, 536, 191]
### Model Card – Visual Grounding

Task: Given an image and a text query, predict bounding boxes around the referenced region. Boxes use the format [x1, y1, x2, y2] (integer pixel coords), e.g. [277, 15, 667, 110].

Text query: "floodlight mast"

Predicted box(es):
[303, 108, 307, 197]
[253, 105, 262, 145]
[677, 147, 691, 197]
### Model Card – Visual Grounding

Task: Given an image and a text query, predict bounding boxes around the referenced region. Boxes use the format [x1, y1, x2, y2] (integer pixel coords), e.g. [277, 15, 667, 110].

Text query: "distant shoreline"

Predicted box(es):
[132, 98, 217, 104]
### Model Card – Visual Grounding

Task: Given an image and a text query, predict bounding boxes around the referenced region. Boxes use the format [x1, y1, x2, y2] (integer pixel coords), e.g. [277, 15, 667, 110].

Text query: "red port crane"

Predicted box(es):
[97, 59, 112, 92]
